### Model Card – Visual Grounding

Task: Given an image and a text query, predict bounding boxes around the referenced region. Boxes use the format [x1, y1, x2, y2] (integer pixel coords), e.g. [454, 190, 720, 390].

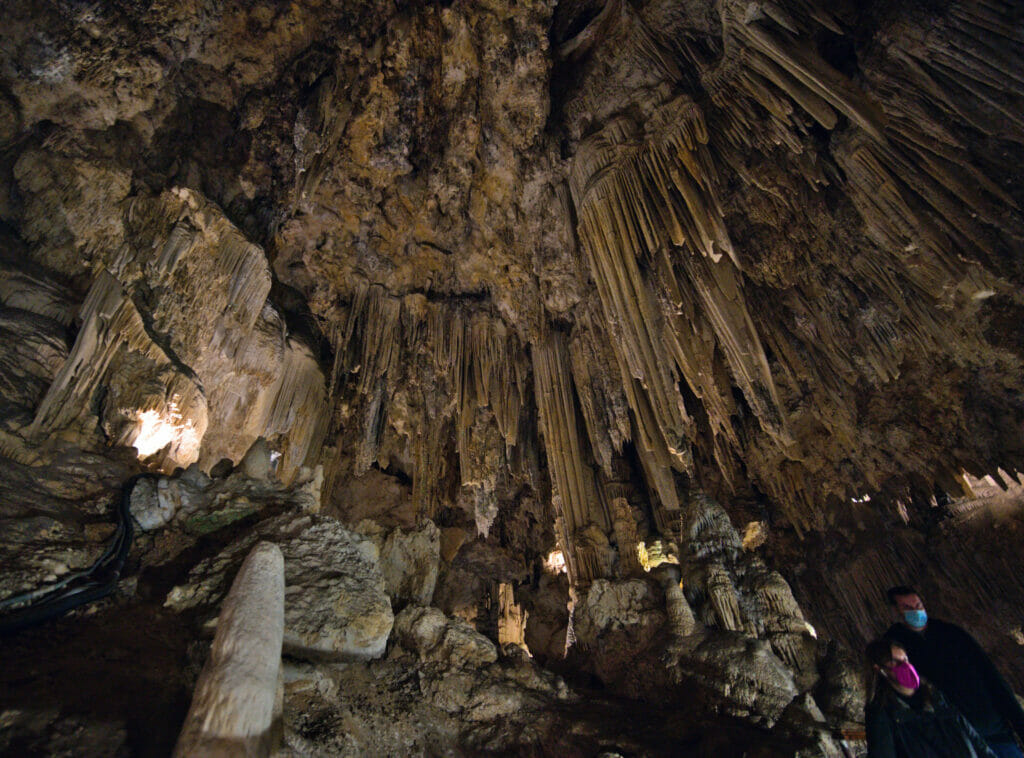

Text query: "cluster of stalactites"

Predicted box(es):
[713, 0, 1023, 526]
[559, 0, 1024, 533]
[568, 95, 790, 521]
[30, 270, 197, 446]
[533, 329, 610, 583]
[29, 188, 326, 481]
[327, 281, 529, 524]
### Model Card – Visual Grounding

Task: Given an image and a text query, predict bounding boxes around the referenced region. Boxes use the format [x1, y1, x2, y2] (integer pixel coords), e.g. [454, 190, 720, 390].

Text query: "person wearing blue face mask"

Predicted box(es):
[885, 585, 1024, 758]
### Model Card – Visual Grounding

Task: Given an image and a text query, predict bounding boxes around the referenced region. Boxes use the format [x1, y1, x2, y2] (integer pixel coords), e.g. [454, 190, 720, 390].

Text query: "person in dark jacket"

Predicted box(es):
[865, 637, 996, 758]
[885, 586, 1024, 758]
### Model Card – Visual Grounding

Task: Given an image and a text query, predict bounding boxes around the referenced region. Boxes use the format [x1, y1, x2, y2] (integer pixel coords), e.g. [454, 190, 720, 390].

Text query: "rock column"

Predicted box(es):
[655, 564, 696, 639]
[173, 541, 285, 758]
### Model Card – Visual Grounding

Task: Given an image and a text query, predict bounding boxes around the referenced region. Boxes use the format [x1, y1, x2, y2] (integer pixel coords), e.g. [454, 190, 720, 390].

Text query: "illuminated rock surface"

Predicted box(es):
[1, 0, 1023, 755]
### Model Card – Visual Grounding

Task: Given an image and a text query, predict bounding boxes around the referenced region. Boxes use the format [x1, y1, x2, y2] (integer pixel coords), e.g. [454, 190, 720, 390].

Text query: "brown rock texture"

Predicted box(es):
[2, 0, 1024, 754]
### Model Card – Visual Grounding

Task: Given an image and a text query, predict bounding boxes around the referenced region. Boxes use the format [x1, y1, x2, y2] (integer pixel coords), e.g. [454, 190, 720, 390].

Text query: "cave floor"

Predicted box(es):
[0, 598, 817, 758]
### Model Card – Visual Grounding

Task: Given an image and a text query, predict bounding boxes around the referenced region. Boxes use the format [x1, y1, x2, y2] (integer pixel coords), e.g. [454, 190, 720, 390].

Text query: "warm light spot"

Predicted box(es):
[544, 549, 567, 574]
[851, 494, 871, 504]
[805, 621, 818, 639]
[131, 402, 201, 460]
[742, 521, 768, 551]
[637, 540, 678, 572]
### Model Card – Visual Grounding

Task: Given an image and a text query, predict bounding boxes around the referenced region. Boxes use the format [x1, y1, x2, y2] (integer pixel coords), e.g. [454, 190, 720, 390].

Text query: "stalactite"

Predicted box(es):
[497, 582, 529, 651]
[683, 492, 743, 562]
[877, 1, 1024, 143]
[569, 95, 793, 522]
[751, 567, 815, 675]
[293, 64, 354, 204]
[717, 0, 884, 141]
[124, 189, 272, 341]
[338, 282, 403, 398]
[329, 281, 531, 523]
[0, 258, 76, 327]
[533, 329, 609, 584]
[611, 497, 644, 578]
[30, 271, 165, 435]
[260, 339, 329, 484]
[567, 310, 631, 479]
[835, 133, 995, 303]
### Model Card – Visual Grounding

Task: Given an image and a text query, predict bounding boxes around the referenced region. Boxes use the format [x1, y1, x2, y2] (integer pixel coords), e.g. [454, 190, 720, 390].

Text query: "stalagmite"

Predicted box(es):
[173, 541, 285, 758]
[707, 563, 745, 632]
[654, 564, 696, 639]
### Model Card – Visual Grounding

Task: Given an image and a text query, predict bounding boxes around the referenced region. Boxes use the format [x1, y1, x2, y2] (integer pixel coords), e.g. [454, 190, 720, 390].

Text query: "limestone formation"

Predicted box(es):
[378, 520, 441, 607]
[2, 0, 1024, 754]
[167, 514, 394, 661]
[173, 541, 285, 758]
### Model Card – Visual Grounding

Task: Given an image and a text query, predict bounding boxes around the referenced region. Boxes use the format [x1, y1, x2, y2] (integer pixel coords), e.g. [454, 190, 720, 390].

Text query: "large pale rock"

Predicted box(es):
[167, 514, 393, 661]
[379, 521, 440, 606]
[282, 520, 393, 660]
[393, 605, 497, 668]
[572, 578, 665, 648]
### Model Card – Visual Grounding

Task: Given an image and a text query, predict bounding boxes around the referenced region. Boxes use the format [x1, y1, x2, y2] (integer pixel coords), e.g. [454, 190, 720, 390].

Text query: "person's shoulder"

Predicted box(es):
[865, 695, 892, 721]
[886, 622, 915, 642]
[930, 618, 972, 639]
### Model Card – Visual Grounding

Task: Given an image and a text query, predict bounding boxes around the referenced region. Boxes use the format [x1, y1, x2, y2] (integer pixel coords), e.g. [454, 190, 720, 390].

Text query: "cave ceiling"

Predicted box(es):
[1, 0, 1023, 579]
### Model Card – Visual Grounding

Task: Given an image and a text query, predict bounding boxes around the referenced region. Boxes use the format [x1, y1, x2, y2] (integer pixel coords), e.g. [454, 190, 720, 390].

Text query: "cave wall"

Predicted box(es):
[1, 0, 1024, 714]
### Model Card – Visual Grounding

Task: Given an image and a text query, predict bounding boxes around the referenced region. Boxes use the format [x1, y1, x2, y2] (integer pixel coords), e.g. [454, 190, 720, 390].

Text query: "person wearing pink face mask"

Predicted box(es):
[885, 585, 1024, 758]
[865, 638, 996, 758]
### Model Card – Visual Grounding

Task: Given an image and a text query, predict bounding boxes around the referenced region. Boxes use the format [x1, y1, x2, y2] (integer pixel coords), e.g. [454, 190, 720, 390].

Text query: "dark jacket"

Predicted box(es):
[888, 619, 1024, 743]
[865, 683, 996, 758]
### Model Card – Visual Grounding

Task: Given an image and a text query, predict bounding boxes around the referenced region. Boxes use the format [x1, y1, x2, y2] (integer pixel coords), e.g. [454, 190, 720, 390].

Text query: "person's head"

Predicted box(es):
[866, 638, 921, 695]
[886, 585, 928, 630]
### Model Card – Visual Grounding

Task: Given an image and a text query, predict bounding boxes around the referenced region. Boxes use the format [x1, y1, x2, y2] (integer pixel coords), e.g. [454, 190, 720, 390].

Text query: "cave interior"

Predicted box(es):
[0, 0, 1023, 755]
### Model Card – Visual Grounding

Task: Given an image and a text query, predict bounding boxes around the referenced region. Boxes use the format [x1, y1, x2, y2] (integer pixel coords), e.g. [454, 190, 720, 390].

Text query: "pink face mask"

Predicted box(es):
[889, 660, 921, 690]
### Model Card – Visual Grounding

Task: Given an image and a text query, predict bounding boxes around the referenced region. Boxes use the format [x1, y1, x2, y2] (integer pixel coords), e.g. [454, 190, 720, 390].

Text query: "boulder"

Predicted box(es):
[393, 605, 497, 668]
[379, 521, 440, 606]
[283, 520, 393, 660]
[167, 514, 394, 661]
[240, 437, 273, 480]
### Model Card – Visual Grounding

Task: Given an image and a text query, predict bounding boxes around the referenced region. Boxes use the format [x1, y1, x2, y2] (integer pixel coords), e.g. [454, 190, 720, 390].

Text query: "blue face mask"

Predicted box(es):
[903, 609, 927, 629]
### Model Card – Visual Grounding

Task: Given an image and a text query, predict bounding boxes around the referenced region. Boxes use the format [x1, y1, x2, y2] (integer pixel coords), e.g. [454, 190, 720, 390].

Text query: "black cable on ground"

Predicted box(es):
[0, 473, 153, 635]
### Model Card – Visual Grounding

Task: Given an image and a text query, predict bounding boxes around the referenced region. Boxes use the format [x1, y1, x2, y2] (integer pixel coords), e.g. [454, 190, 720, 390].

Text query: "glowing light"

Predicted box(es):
[131, 401, 201, 460]
[851, 494, 871, 504]
[637, 540, 678, 572]
[544, 549, 567, 574]
[804, 621, 818, 639]
[742, 521, 768, 551]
